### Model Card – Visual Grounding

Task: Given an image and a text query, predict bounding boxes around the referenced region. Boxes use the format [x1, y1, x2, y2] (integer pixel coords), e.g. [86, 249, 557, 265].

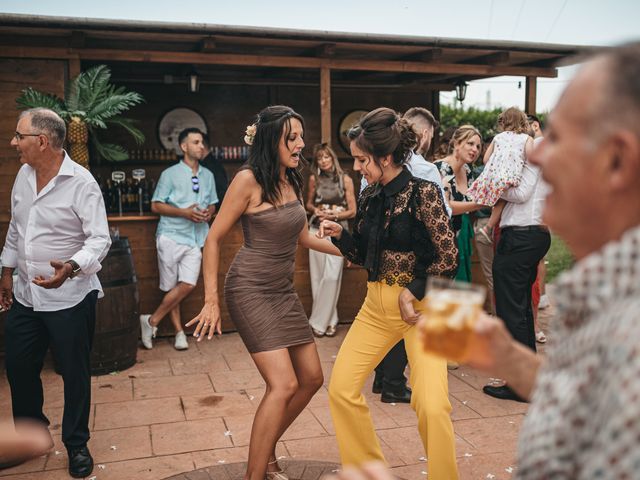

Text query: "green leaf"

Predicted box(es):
[91, 136, 129, 162]
[16, 88, 66, 117]
[106, 117, 145, 145]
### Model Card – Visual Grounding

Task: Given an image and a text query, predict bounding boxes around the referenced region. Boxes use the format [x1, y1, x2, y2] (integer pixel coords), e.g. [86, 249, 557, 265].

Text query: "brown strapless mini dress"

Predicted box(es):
[224, 200, 314, 353]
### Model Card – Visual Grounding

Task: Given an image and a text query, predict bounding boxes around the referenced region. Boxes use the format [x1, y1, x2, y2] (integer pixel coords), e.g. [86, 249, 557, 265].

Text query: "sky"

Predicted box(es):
[1, 0, 638, 112]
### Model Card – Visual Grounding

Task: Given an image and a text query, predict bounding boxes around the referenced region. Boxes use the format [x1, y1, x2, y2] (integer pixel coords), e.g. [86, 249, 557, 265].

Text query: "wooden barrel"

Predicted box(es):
[91, 237, 139, 375]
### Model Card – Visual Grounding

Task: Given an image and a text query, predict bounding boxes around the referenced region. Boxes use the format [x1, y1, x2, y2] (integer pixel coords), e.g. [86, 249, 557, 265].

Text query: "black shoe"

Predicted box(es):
[381, 387, 412, 404]
[372, 376, 384, 394]
[482, 385, 527, 403]
[67, 445, 93, 479]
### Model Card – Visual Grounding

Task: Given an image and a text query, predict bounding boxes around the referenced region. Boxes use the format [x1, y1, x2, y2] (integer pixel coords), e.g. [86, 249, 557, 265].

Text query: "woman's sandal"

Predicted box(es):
[265, 460, 288, 480]
[478, 225, 493, 244]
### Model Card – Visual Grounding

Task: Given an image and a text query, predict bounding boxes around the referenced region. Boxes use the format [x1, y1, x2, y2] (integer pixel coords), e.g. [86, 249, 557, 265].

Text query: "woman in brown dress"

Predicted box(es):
[187, 105, 341, 480]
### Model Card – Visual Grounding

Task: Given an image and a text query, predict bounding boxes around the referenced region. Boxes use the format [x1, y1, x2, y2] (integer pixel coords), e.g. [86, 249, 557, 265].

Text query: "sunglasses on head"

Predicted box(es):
[191, 175, 199, 193]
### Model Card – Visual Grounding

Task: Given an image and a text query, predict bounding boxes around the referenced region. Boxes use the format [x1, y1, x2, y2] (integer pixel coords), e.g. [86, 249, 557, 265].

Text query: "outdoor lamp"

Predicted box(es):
[188, 71, 200, 93]
[455, 81, 468, 102]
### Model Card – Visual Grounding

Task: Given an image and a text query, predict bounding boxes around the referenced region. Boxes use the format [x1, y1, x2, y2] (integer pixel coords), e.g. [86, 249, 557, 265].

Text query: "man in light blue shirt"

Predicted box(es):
[140, 128, 218, 351]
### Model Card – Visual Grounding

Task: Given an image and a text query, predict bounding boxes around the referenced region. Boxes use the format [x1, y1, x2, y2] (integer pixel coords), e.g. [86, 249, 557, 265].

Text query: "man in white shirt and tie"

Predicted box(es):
[0, 108, 111, 478]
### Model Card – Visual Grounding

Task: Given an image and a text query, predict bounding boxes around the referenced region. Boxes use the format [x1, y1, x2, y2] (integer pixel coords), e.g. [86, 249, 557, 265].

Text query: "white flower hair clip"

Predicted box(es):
[244, 124, 257, 145]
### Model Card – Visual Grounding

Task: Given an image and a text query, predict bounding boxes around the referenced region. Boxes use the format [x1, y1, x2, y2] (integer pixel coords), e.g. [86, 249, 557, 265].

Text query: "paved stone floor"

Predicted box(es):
[0, 307, 552, 480]
[164, 460, 342, 480]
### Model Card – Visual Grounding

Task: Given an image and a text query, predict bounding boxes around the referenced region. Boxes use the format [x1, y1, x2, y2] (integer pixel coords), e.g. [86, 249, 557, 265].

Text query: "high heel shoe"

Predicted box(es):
[265, 460, 288, 480]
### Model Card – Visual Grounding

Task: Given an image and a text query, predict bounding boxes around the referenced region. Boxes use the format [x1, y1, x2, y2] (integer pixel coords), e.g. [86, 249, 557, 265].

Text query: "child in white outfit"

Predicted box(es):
[467, 107, 534, 242]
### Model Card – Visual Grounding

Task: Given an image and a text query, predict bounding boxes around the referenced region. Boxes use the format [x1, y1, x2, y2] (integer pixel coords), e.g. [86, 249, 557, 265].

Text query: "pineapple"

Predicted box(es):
[67, 116, 90, 168]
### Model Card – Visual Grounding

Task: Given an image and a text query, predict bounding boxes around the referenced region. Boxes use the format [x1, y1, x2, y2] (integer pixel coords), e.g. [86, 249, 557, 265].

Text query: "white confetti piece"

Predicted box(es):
[249, 395, 255, 400]
[419, 456, 427, 461]
[54, 450, 61, 455]
[110, 445, 117, 450]
[506, 467, 514, 473]
[460, 373, 466, 377]
[331, 469, 340, 473]
[464, 453, 473, 457]
[332, 355, 337, 359]
[218, 460, 226, 464]
[390, 402, 397, 406]
[486, 474, 495, 479]
[98, 464, 106, 470]
[224, 430, 232, 436]
[509, 421, 515, 424]
[277, 456, 286, 460]
[421, 471, 427, 475]
[462, 401, 468, 405]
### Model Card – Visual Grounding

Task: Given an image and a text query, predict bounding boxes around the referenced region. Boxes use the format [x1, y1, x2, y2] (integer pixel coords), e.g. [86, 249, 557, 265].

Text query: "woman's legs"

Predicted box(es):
[328, 283, 404, 466]
[246, 349, 300, 480]
[403, 326, 458, 480]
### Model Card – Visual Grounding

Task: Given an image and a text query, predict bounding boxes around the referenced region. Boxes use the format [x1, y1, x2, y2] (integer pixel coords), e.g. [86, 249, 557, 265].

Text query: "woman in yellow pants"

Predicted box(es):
[319, 107, 459, 479]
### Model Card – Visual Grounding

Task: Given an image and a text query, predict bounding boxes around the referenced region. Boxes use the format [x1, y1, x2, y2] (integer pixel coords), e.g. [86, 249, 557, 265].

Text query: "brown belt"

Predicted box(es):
[502, 225, 549, 233]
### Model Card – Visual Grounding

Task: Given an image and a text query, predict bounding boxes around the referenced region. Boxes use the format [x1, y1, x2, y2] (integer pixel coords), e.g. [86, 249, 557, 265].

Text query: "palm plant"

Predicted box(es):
[16, 65, 145, 167]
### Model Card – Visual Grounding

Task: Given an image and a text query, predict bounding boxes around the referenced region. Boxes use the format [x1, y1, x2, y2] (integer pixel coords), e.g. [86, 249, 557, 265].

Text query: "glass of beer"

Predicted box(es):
[420, 277, 486, 363]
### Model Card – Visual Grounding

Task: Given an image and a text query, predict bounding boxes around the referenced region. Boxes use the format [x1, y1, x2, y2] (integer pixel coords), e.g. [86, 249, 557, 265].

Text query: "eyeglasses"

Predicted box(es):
[191, 175, 200, 193]
[14, 131, 44, 141]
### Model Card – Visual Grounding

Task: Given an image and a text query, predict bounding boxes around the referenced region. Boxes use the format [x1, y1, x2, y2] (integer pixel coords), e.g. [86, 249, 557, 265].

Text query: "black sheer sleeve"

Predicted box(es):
[406, 181, 458, 299]
[331, 184, 372, 266]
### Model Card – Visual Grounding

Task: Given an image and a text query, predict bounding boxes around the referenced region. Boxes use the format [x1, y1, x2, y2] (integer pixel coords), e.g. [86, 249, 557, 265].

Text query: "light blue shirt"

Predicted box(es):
[152, 161, 218, 248]
[360, 152, 452, 216]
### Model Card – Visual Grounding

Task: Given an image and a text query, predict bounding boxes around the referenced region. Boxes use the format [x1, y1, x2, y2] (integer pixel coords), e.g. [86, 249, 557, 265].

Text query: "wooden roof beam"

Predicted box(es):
[69, 30, 85, 49]
[316, 43, 336, 58]
[200, 36, 216, 52]
[399, 47, 443, 62]
[0, 47, 558, 77]
[461, 50, 510, 66]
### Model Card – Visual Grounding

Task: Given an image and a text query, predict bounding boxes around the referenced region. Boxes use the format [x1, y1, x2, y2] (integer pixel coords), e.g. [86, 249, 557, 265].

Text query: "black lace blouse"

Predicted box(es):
[333, 169, 458, 300]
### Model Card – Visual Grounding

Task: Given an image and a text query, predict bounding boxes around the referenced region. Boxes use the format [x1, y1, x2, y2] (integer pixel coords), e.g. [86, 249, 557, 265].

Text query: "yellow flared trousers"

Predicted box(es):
[328, 282, 458, 479]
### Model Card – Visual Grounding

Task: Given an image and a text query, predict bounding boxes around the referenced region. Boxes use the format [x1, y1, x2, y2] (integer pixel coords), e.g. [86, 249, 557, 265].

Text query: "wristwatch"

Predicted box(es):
[64, 260, 81, 279]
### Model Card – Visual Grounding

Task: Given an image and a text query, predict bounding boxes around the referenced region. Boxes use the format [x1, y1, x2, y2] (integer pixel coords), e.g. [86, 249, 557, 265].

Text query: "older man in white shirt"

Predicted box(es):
[0, 108, 110, 478]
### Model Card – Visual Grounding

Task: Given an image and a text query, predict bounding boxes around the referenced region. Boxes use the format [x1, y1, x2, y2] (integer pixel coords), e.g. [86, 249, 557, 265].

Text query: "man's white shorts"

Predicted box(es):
[156, 235, 202, 291]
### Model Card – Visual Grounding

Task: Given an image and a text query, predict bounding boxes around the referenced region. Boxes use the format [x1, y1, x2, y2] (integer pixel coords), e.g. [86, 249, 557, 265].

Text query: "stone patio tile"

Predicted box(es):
[457, 451, 519, 480]
[449, 366, 497, 390]
[309, 401, 398, 437]
[454, 415, 522, 455]
[195, 335, 248, 355]
[389, 462, 429, 479]
[377, 435, 408, 467]
[92, 379, 134, 404]
[89, 453, 195, 480]
[376, 426, 425, 465]
[0, 454, 47, 477]
[170, 355, 229, 376]
[450, 395, 482, 421]
[447, 373, 476, 393]
[209, 370, 265, 393]
[455, 434, 479, 458]
[0, 468, 70, 480]
[181, 393, 256, 420]
[136, 340, 203, 361]
[320, 362, 333, 386]
[94, 397, 185, 430]
[451, 389, 529, 418]
[190, 446, 250, 469]
[222, 409, 327, 447]
[134, 374, 213, 400]
[285, 435, 341, 463]
[93, 358, 173, 382]
[373, 400, 418, 428]
[221, 352, 255, 371]
[152, 418, 233, 455]
[45, 426, 152, 470]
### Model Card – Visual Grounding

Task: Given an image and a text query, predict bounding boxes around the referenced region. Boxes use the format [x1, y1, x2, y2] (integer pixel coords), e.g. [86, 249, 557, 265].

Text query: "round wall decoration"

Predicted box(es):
[158, 107, 208, 155]
[338, 109, 368, 154]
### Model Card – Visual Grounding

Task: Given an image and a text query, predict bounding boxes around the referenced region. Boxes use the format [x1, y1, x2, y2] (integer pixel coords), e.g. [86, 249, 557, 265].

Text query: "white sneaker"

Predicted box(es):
[538, 294, 551, 310]
[139, 314, 157, 349]
[174, 331, 189, 350]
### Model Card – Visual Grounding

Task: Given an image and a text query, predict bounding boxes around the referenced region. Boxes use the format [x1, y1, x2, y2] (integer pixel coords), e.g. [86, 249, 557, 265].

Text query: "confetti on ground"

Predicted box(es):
[419, 456, 427, 461]
[332, 355, 337, 359]
[98, 464, 106, 470]
[218, 460, 226, 464]
[462, 401, 468, 405]
[464, 453, 473, 457]
[331, 469, 340, 473]
[224, 431, 232, 436]
[277, 456, 286, 460]
[54, 450, 61, 455]
[460, 373, 466, 377]
[506, 467, 514, 473]
[421, 471, 427, 475]
[486, 474, 495, 479]
[109, 371, 119, 375]
[509, 421, 515, 424]
[390, 403, 397, 406]
[249, 395, 255, 400]
[88, 476, 97, 480]
[110, 445, 117, 450]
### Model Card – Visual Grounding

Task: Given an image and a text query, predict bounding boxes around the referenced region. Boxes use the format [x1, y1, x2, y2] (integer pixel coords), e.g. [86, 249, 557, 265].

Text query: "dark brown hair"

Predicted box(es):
[245, 105, 306, 206]
[346, 107, 416, 168]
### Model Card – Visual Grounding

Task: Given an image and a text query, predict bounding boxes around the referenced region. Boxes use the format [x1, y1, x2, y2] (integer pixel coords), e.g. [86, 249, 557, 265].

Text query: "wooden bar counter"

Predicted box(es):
[107, 213, 368, 336]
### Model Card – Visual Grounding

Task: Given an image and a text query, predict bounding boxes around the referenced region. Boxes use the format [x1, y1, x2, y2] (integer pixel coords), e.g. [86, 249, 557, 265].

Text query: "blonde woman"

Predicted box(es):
[305, 144, 356, 337]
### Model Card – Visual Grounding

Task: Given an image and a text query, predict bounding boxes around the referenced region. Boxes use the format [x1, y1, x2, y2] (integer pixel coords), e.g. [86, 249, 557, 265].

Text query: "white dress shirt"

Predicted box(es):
[0, 152, 111, 311]
[360, 152, 452, 216]
[499, 138, 549, 228]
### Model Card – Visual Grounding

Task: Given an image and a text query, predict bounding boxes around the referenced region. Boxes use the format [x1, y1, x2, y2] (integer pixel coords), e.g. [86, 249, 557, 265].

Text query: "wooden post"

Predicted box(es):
[525, 76, 537, 114]
[320, 66, 331, 144]
[68, 56, 81, 79]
